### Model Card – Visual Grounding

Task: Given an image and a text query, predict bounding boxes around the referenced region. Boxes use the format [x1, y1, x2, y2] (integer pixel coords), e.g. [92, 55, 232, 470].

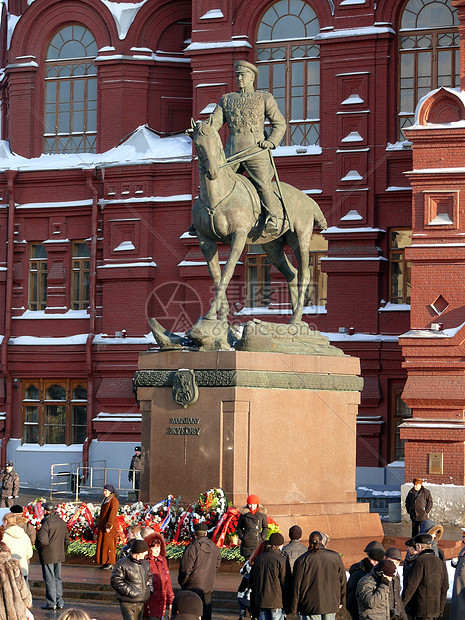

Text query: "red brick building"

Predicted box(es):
[0, 0, 458, 489]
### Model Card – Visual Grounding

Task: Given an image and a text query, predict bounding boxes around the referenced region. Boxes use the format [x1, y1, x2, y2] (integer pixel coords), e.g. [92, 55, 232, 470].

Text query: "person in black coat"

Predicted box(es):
[128, 446, 142, 501]
[291, 531, 346, 618]
[35, 501, 70, 611]
[405, 478, 433, 538]
[178, 523, 221, 620]
[384, 547, 407, 620]
[250, 532, 291, 620]
[346, 546, 386, 620]
[111, 539, 153, 620]
[401, 533, 448, 620]
[237, 494, 268, 560]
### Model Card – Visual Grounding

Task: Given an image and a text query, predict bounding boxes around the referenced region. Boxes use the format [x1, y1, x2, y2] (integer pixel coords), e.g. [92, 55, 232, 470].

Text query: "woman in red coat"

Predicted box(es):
[144, 532, 174, 620]
[95, 484, 119, 569]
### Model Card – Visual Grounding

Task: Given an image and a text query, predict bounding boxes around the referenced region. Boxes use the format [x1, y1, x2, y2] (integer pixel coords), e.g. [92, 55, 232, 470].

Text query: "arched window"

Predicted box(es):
[399, 0, 459, 138]
[44, 24, 98, 153]
[256, 0, 320, 146]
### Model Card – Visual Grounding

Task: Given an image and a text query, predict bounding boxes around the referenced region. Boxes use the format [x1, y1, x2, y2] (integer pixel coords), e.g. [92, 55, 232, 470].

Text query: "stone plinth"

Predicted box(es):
[134, 350, 383, 539]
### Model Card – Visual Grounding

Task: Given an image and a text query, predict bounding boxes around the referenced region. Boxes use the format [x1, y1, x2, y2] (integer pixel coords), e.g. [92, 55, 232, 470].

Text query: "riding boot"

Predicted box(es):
[260, 189, 281, 234]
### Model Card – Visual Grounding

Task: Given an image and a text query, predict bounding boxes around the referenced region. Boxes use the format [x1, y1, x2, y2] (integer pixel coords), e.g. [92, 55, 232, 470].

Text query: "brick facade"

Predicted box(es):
[0, 0, 445, 482]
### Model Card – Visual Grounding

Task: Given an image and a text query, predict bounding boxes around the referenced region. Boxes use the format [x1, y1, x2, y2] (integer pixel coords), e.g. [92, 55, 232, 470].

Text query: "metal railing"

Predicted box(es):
[74, 466, 140, 502]
[50, 461, 106, 500]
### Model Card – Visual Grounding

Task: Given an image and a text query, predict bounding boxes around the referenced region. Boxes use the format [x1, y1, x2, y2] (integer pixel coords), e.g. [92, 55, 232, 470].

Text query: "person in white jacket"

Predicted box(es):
[2, 511, 33, 578]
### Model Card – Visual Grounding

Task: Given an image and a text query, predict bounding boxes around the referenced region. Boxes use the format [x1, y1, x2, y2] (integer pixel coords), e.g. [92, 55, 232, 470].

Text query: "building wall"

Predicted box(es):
[0, 0, 433, 488]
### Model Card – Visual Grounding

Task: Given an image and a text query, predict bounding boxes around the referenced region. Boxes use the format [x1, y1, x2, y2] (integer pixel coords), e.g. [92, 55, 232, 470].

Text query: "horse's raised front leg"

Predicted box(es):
[206, 229, 248, 320]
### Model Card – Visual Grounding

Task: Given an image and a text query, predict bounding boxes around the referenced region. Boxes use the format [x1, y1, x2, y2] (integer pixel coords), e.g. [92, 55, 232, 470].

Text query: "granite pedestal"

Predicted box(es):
[134, 350, 383, 539]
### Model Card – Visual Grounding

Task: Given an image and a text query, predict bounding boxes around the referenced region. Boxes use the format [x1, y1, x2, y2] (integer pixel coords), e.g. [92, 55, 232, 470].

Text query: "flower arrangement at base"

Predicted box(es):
[23, 488, 279, 561]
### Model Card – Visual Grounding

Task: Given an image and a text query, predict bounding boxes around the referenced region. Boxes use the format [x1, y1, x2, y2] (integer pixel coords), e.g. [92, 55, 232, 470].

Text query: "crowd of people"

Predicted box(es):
[1, 480, 465, 620]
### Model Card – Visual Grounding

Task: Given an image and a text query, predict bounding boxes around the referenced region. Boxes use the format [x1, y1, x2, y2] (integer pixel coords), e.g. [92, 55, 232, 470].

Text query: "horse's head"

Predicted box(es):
[186, 117, 223, 181]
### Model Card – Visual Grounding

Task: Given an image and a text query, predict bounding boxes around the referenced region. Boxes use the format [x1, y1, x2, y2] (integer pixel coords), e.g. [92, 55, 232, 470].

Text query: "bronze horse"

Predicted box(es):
[188, 118, 327, 325]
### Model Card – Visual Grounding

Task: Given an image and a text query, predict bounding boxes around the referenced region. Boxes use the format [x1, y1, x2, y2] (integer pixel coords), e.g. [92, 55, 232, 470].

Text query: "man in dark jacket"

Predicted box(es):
[384, 548, 407, 620]
[35, 501, 70, 610]
[405, 478, 433, 538]
[250, 532, 291, 620]
[401, 533, 448, 620]
[237, 494, 268, 559]
[0, 461, 19, 507]
[356, 559, 396, 620]
[178, 522, 221, 620]
[292, 530, 346, 619]
[346, 546, 386, 619]
[282, 525, 307, 573]
[111, 539, 153, 620]
[128, 446, 142, 501]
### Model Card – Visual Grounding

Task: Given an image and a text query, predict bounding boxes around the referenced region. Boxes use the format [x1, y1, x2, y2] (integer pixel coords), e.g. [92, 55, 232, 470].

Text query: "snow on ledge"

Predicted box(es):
[200, 9, 224, 19]
[379, 303, 411, 312]
[12, 309, 89, 320]
[324, 226, 386, 234]
[99, 0, 149, 40]
[401, 321, 465, 339]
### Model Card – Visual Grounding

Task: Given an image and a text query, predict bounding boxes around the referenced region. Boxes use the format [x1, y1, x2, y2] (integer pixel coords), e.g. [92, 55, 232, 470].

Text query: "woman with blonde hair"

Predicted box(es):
[57, 610, 93, 620]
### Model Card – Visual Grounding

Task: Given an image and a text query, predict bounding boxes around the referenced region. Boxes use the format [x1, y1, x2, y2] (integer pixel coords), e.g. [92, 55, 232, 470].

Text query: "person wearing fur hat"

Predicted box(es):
[172, 590, 204, 620]
[291, 531, 346, 619]
[178, 522, 221, 620]
[405, 478, 433, 538]
[144, 531, 174, 620]
[96, 484, 119, 570]
[356, 559, 396, 620]
[250, 532, 291, 620]
[418, 519, 445, 562]
[111, 538, 153, 620]
[282, 525, 307, 573]
[401, 533, 448, 620]
[346, 545, 386, 620]
[237, 495, 268, 560]
[0, 526, 32, 618]
[0, 461, 19, 508]
[10, 504, 36, 545]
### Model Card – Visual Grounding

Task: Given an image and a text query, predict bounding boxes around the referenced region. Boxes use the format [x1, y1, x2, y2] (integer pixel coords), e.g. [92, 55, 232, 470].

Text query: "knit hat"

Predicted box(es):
[247, 494, 259, 505]
[375, 559, 397, 577]
[43, 502, 55, 512]
[172, 590, 203, 617]
[289, 525, 302, 540]
[364, 540, 385, 554]
[132, 539, 149, 553]
[9, 505, 23, 514]
[414, 533, 433, 545]
[103, 484, 115, 493]
[269, 532, 284, 547]
[385, 547, 402, 561]
[368, 547, 386, 562]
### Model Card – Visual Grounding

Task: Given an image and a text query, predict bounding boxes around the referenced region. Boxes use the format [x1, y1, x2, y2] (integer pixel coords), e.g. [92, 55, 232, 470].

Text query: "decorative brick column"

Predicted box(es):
[399, 86, 465, 514]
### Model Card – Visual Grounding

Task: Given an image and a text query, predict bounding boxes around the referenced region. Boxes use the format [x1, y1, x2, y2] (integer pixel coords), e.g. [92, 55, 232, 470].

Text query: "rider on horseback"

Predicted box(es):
[189, 60, 286, 236]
